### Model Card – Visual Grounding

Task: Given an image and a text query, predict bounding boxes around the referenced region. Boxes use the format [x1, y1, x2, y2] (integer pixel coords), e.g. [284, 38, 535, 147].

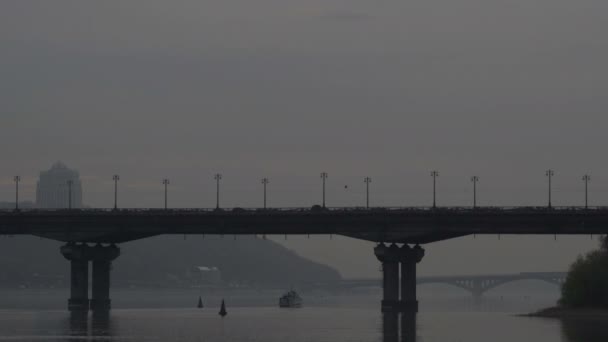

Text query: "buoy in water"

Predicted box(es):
[219, 299, 227, 317]
[197, 296, 204, 309]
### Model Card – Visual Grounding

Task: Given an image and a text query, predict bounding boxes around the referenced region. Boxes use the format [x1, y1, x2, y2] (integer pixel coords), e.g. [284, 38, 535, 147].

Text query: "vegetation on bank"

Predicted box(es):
[559, 236, 608, 309]
[526, 306, 608, 319]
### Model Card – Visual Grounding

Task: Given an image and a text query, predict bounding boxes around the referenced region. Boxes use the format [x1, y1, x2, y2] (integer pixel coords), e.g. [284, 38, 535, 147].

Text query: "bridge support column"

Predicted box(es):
[382, 312, 416, 342]
[399, 245, 425, 313]
[472, 280, 483, 305]
[61, 243, 120, 313]
[382, 313, 399, 342]
[61, 244, 90, 312]
[401, 311, 416, 342]
[375, 244, 401, 312]
[90, 245, 120, 312]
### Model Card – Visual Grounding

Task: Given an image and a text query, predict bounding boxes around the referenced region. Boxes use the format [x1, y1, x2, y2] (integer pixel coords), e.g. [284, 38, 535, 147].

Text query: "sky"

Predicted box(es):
[1, 0, 608, 277]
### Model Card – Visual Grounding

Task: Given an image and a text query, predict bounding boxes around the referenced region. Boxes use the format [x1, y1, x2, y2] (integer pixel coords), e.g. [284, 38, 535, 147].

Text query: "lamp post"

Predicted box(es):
[14, 176, 20, 211]
[162, 178, 170, 209]
[364, 177, 371, 208]
[583, 174, 591, 209]
[320, 172, 328, 208]
[113, 174, 119, 210]
[214, 174, 222, 209]
[261, 178, 269, 209]
[471, 176, 479, 208]
[67, 180, 73, 209]
[431, 171, 439, 208]
[546, 170, 554, 208]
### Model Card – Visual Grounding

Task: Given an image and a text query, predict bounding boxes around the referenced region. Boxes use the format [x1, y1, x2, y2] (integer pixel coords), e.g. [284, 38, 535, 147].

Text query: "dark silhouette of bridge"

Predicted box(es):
[2, 206, 607, 243]
[0, 206, 603, 314]
[341, 272, 566, 298]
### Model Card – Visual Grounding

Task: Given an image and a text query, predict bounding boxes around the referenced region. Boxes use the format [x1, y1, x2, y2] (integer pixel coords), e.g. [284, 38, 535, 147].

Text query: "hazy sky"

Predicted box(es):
[2, 0, 608, 277]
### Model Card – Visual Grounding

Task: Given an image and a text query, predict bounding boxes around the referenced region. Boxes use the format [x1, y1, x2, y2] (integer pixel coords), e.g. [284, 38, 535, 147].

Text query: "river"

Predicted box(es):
[0, 288, 607, 341]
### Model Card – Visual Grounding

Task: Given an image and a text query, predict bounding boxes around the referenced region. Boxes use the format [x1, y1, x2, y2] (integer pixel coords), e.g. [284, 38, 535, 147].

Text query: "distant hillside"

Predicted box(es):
[0, 235, 341, 288]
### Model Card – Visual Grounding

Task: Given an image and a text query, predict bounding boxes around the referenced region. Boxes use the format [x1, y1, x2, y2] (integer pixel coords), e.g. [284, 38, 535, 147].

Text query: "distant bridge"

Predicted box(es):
[341, 272, 567, 297]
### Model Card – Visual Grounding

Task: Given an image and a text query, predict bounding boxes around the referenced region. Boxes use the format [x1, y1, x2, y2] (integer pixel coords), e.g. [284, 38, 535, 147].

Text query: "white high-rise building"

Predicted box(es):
[36, 162, 83, 209]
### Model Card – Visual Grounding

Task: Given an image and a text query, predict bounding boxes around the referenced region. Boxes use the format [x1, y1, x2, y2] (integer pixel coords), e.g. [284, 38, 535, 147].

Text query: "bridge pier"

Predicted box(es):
[90, 245, 120, 312]
[382, 312, 417, 342]
[382, 312, 399, 342]
[401, 312, 416, 342]
[375, 243, 425, 313]
[60, 243, 120, 313]
[399, 245, 425, 313]
[376, 244, 400, 312]
[471, 280, 483, 303]
[61, 244, 90, 312]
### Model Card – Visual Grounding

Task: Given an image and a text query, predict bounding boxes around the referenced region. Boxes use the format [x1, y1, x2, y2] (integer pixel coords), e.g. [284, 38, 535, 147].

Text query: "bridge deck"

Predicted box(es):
[1, 207, 607, 243]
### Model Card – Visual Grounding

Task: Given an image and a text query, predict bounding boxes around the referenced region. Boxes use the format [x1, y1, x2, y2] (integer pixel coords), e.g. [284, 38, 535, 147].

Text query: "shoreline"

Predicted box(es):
[522, 306, 608, 319]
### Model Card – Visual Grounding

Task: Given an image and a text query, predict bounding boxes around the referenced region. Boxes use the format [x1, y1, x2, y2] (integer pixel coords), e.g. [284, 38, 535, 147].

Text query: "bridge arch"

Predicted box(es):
[478, 277, 564, 294]
[417, 280, 480, 296]
[415, 273, 566, 297]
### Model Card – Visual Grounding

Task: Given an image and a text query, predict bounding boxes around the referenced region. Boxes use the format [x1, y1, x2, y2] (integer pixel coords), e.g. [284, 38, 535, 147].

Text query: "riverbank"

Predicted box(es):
[523, 306, 608, 319]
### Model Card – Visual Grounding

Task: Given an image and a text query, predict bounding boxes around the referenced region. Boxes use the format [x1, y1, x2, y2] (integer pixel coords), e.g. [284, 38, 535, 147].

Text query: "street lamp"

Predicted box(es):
[113, 175, 120, 210]
[162, 178, 170, 209]
[214, 174, 222, 209]
[320, 172, 328, 208]
[471, 176, 479, 208]
[67, 180, 73, 209]
[13, 176, 20, 211]
[364, 177, 372, 208]
[583, 174, 591, 209]
[546, 170, 554, 208]
[431, 171, 439, 208]
[261, 178, 269, 209]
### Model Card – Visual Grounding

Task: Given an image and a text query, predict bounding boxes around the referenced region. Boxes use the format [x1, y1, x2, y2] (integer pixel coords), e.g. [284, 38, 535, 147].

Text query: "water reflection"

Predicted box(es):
[67, 312, 113, 341]
[382, 313, 417, 342]
[561, 318, 608, 342]
[68, 312, 88, 337]
[91, 312, 112, 338]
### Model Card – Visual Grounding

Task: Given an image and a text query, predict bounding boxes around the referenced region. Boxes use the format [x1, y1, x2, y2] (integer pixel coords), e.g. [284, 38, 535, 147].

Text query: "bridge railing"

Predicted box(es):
[2, 206, 608, 215]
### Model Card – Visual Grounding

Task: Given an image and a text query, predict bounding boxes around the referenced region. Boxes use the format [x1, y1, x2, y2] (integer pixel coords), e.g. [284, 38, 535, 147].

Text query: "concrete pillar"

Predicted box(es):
[90, 244, 120, 312]
[69, 259, 89, 311]
[385, 261, 399, 304]
[400, 312, 416, 342]
[399, 245, 424, 313]
[382, 313, 399, 342]
[472, 279, 483, 300]
[91, 260, 111, 311]
[375, 244, 401, 312]
[400, 258, 415, 310]
[61, 244, 90, 312]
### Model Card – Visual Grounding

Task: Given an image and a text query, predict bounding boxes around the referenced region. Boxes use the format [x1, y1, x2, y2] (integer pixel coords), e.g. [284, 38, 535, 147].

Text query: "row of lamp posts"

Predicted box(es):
[8, 171, 594, 211]
[430, 169, 591, 209]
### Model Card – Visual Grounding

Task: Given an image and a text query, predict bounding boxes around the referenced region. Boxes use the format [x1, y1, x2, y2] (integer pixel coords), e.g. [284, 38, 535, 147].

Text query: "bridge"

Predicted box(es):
[2, 206, 607, 243]
[0, 206, 603, 314]
[341, 272, 567, 298]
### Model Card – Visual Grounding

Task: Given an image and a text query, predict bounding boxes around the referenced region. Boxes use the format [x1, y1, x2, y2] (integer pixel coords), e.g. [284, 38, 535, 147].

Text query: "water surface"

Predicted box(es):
[1, 289, 607, 342]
